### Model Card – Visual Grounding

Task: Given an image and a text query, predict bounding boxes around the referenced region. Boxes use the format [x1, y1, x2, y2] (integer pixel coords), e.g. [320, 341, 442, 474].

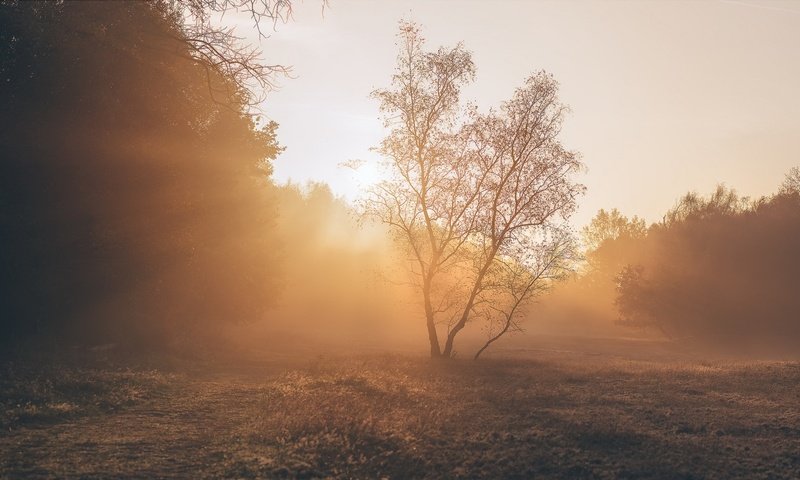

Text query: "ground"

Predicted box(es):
[1, 338, 799, 479]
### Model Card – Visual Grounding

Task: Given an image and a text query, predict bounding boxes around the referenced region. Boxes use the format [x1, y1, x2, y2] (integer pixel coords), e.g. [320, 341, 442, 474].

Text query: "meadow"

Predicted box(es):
[3, 2, 800, 479]
[2, 338, 798, 479]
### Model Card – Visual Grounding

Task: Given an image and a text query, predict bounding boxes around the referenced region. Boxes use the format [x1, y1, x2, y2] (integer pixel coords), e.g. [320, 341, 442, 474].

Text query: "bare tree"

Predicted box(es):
[473, 229, 577, 359]
[366, 22, 584, 359]
[366, 22, 476, 357]
[167, 0, 319, 108]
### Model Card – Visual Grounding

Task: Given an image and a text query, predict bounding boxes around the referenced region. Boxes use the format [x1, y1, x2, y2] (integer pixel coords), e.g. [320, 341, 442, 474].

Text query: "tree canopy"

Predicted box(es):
[0, 1, 284, 344]
[614, 182, 800, 349]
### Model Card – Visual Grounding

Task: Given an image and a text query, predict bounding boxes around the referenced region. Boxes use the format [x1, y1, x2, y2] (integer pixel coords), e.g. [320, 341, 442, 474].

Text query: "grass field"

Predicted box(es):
[2, 338, 799, 479]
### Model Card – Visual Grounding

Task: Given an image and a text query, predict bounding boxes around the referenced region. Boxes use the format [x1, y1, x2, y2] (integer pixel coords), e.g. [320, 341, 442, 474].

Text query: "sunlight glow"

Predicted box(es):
[338, 158, 383, 199]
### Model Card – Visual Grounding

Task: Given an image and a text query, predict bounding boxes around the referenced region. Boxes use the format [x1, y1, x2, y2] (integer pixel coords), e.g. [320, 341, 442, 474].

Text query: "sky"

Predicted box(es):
[226, 0, 800, 227]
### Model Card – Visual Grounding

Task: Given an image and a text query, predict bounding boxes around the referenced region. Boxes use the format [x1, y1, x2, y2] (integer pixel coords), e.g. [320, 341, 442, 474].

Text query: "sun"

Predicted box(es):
[353, 161, 381, 187]
[338, 159, 383, 199]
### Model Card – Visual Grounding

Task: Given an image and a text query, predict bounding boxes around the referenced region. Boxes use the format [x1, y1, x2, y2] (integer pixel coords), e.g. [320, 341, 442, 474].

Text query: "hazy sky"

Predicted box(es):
[230, 0, 800, 226]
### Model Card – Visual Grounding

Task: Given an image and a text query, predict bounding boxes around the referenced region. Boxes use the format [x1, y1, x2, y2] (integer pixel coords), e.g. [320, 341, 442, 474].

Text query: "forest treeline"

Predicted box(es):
[1, 1, 283, 343]
[538, 177, 800, 352]
[1, 1, 798, 354]
[613, 180, 800, 349]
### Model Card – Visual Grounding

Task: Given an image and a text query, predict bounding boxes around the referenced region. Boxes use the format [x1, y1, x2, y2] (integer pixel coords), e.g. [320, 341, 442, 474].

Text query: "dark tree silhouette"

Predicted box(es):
[0, 1, 286, 344]
[169, 0, 300, 108]
[615, 182, 800, 350]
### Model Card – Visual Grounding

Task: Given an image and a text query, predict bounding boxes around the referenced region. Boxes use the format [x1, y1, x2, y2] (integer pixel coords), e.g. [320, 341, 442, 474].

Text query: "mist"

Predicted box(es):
[2, 1, 799, 478]
[238, 182, 425, 353]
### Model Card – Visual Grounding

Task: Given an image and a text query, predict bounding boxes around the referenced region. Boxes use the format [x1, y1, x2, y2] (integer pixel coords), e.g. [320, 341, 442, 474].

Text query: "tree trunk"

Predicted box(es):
[423, 278, 442, 358]
[441, 245, 500, 357]
[473, 321, 511, 360]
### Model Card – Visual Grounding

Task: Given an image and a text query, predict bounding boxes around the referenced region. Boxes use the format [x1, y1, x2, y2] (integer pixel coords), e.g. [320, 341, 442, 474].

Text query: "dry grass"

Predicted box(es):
[1, 342, 799, 479]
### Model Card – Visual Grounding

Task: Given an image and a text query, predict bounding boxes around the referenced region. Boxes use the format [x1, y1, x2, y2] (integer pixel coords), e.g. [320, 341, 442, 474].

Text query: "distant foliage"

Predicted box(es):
[781, 166, 800, 195]
[581, 209, 648, 281]
[0, 1, 282, 344]
[615, 182, 800, 348]
[581, 208, 646, 254]
[528, 208, 647, 338]
[262, 183, 421, 347]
